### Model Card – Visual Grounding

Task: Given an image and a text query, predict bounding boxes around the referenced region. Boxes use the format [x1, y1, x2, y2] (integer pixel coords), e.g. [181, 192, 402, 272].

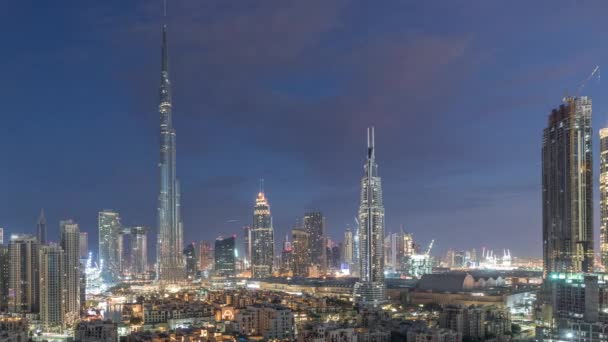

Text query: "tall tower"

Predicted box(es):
[343, 228, 354, 266]
[542, 96, 593, 276]
[98, 210, 121, 281]
[156, 7, 185, 282]
[354, 127, 386, 306]
[8, 235, 39, 313]
[60, 220, 80, 321]
[601, 128, 608, 268]
[304, 211, 327, 274]
[251, 190, 274, 278]
[215, 236, 236, 277]
[39, 244, 65, 331]
[37, 209, 47, 245]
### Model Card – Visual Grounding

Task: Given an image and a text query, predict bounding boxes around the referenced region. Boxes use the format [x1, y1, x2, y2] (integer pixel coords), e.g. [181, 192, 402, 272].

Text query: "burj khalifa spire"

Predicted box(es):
[156, 3, 185, 282]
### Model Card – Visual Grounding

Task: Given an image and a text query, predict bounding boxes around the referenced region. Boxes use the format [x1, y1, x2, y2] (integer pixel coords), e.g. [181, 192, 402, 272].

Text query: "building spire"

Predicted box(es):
[38, 208, 46, 224]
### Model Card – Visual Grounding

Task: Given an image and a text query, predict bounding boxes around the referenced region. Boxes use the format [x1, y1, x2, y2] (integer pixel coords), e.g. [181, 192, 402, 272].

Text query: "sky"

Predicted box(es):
[1, 0, 608, 259]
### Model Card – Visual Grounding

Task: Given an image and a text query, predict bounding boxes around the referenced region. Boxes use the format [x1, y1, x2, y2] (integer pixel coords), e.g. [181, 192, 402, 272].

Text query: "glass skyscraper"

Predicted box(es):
[251, 191, 274, 278]
[600, 128, 608, 268]
[98, 210, 121, 281]
[215, 236, 236, 277]
[156, 17, 185, 282]
[542, 96, 593, 275]
[354, 127, 386, 306]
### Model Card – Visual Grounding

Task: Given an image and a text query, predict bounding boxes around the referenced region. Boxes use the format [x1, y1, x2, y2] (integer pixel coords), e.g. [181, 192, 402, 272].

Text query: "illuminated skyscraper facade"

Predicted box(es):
[60, 219, 80, 321]
[601, 128, 608, 267]
[79, 232, 88, 259]
[156, 20, 185, 282]
[184, 243, 197, 279]
[0, 245, 8, 311]
[98, 210, 121, 281]
[39, 244, 65, 331]
[354, 127, 386, 306]
[304, 211, 326, 274]
[215, 236, 236, 277]
[291, 228, 310, 277]
[542, 96, 593, 275]
[8, 234, 39, 313]
[251, 191, 274, 278]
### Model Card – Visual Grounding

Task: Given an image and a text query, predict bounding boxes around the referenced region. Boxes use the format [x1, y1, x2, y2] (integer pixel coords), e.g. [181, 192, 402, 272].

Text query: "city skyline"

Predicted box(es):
[5, 2, 608, 258]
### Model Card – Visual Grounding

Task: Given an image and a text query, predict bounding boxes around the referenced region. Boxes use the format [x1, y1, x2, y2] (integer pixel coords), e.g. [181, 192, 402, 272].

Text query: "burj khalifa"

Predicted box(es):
[156, 18, 185, 282]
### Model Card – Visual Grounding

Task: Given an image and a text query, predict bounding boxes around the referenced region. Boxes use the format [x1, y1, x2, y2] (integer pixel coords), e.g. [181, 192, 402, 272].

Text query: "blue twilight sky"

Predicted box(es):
[1, 0, 608, 258]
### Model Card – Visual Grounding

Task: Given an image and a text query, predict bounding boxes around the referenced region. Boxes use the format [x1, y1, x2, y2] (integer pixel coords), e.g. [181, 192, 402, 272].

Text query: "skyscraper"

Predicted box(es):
[39, 244, 65, 331]
[354, 127, 386, 306]
[251, 191, 274, 278]
[542, 96, 593, 275]
[304, 211, 326, 274]
[60, 219, 80, 321]
[343, 227, 354, 266]
[215, 236, 236, 277]
[183, 243, 197, 279]
[0, 228, 3, 245]
[79, 232, 88, 259]
[37, 209, 46, 245]
[198, 240, 213, 272]
[0, 245, 8, 311]
[98, 210, 121, 281]
[156, 14, 185, 282]
[292, 228, 310, 277]
[8, 234, 39, 313]
[601, 128, 608, 268]
[130, 227, 148, 277]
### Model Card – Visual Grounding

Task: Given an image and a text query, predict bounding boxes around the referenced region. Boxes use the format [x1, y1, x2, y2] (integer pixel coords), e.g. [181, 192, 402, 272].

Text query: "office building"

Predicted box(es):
[542, 96, 593, 275]
[37, 209, 46, 245]
[61, 219, 80, 321]
[79, 232, 88, 259]
[8, 234, 39, 313]
[292, 228, 310, 277]
[251, 190, 274, 278]
[98, 210, 122, 281]
[601, 128, 608, 268]
[354, 127, 386, 306]
[0, 245, 8, 311]
[156, 16, 185, 282]
[198, 240, 213, 272]
[215, 236, 235, 277]
[0, 228, 3, 245]
[304, 211, 326, 274]
[129, 226, 148, 276]
[184, 242, 197, 279]
[39, 244, 65, 331]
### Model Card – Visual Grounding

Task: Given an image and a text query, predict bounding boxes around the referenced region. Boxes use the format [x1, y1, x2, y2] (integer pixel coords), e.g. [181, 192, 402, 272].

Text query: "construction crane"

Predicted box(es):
[425, 239, 435, 256]
[577, 65, 600, 95]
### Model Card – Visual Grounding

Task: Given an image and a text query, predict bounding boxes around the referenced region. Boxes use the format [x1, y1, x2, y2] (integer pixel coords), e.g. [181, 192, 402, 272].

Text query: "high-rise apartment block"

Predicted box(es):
[8, 234, 39, 313]
[39, 244, 65, 331]
[98, 210, 122, 281]
[291, 228, 310, 277]
[600, 128, 608, 267]
[542, 96, 593, 275]
[61, 219, 81, 321]
[304, 211, 326, 274]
